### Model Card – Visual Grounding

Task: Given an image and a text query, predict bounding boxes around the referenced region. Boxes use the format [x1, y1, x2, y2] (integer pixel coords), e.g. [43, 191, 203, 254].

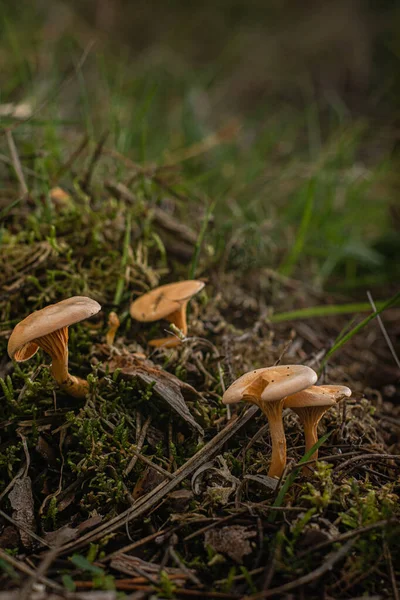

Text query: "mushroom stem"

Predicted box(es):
[106, 311, 120, 346]
[295, 408, 325, 476]
[148, 303, 188, 348]
[34, 328, 88, 399]
[259, 398, 287, 479]
[303, 420, 319, 460]
[167, 304, 187, 335]
[148, 336, 181, 348]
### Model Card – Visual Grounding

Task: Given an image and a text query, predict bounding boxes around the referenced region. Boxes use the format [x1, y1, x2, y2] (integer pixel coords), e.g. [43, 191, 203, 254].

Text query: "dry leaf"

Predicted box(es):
[106, 353, 204, 435]
[8, 476, 36, 549]
[204, 525, 256, 563]
[132, 468, 165, 499]
[0, 526, 19, 549]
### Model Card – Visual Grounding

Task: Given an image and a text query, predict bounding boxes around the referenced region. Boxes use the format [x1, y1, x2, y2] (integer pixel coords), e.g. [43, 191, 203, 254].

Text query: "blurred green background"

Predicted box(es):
[1, 0, 399, 292]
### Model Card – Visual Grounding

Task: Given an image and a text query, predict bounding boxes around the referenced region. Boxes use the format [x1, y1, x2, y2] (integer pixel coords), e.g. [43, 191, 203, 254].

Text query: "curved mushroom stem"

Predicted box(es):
[149, 303, 188, 348]
[167, 303, 187, 335]
[34, 327, 88, 398]
[260, 398, 287, 479]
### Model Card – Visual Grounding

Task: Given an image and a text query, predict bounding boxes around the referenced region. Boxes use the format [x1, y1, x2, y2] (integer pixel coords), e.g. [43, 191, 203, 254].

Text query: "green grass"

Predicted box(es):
[0, 2, 399, 292]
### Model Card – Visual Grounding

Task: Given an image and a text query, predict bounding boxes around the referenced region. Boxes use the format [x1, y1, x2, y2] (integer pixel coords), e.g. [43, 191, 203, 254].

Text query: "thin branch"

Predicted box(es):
[367, 290, 400, 372]
[297, 518, 397, 558]
[125, 416, 152, 476]
[384, 540, 399, 600]
[6, 130, 28, 196]
[248, 539, 356, 598]
[0, 548, 62, 591]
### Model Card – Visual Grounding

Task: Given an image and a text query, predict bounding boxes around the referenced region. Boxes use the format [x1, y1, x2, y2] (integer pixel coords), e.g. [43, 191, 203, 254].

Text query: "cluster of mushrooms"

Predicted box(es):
[7, 280, 351, 479]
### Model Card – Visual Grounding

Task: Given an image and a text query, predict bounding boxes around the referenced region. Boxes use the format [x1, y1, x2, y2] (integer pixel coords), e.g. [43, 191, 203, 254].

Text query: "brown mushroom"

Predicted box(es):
[284, 385, 351, 474]
[223, 365, 318, 478]
[130, 280, 205, 348]
[8, 296, 101, 398]
[106, 311, 120, 346]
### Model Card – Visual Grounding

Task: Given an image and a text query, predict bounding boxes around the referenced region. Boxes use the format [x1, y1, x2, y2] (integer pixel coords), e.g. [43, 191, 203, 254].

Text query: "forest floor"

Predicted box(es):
[0, 3, 400, 598]
[0, 144, 399, 598]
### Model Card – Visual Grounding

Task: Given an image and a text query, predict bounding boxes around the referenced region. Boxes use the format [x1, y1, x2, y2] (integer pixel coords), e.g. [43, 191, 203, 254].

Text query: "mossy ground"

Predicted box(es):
[0, 166, 399, 598]
[0, 2, 400, 598]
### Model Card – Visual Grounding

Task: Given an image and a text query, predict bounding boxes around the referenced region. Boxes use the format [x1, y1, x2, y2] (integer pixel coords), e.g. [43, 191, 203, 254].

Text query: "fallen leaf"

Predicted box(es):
[0, 526, 19, 549]
[132, 468, 165, 499]
[106, 353, 204, 435]
[44, 526, 77, 546]
[36, 435, 57, 464]
[204, 525, 256, 563]
[8, 477, 36, 549]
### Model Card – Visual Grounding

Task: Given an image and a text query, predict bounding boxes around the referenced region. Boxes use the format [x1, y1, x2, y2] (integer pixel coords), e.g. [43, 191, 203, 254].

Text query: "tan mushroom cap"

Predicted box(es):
[284, 385, 351, 409]
[223, 365, 318, 405]
[130, 280, 205, 322]
[8, 296, 101, 362]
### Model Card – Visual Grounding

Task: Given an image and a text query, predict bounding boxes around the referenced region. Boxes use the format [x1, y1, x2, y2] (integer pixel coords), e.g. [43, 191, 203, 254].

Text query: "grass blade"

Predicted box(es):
[270, 301, 392, 322]
[188, 200, 215, 279]
[268, 431, 332, 523]
[113, 212, 132, 306]
[0, 197, 22, 221]
[318, 290, 400, 371]
[279, 179, 315, 277]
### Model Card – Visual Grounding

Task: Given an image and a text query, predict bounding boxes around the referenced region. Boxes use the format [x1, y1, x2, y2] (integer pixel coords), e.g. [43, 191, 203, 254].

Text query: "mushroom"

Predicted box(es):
[106, 311, 120, 346]
[8, 296, 101, 398]
[222, 365, 318, 478]
[284, 384, 351, 474]
[130, 280, 205, 348]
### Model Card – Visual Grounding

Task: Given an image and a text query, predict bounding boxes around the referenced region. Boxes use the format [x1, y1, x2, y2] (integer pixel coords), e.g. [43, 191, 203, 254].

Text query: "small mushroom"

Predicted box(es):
[8, 296, 101, 398]
[284, 385, 351, 474]
[106, 311, 120, 346]
[223, 365, 318, 478]
[130, 280, 205, 348]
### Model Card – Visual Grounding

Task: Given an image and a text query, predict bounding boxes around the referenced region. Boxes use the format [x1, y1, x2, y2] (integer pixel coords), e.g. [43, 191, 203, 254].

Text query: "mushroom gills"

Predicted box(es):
[34, 327, 89, 398]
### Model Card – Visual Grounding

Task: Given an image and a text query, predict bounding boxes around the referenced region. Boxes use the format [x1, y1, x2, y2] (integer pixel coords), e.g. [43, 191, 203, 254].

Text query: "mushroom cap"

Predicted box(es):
[284, 385, 352, 409]
[8, 296, 101, 362]
[130, 280, 205, 322]
[222, 365, 318, 405]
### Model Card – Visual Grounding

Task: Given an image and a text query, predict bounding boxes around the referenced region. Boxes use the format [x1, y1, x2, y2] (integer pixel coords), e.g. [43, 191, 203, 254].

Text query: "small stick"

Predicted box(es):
[248, 539, 356, 599]
[297, 518, 397, 558]
[384, 540, 399, 600]
[262, 526, 284, 590]
[0, 508, 49, 548]
[367, 290, 400, 372]
[218, 361, 231, 420]
[80, 130, 109, 192]
[51, 134, 89, 184]
[128, 447, 174, 480]
[101, 527, 172, 562]
[125, 416, 152, 476]
[0, 548, 62, 591]
[6, 130, 28, 196]
[334, 453, 400, 480]
[169, 546, 202, 587]
[19, 532, 69, 600]
[113, 211, 132, 306]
